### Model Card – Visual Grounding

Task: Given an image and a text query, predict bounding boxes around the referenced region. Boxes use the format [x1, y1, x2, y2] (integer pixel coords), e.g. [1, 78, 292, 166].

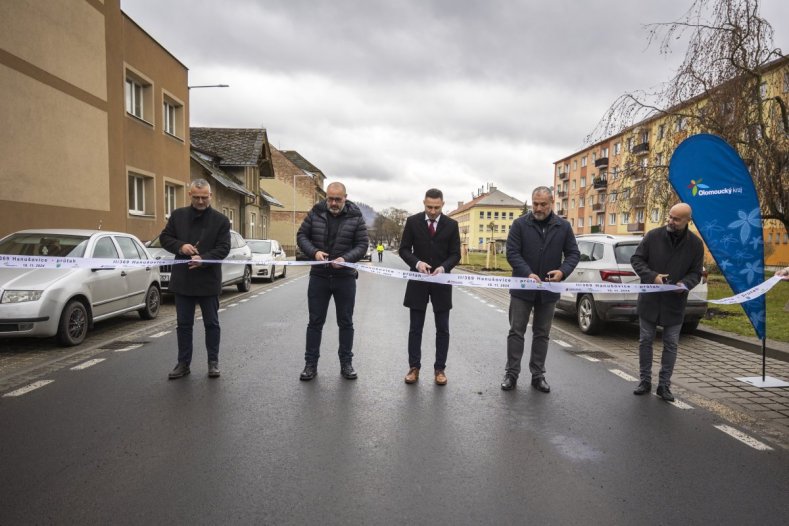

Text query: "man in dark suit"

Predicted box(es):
[159, 179, 231, 380]
[399, 188, 461, 385]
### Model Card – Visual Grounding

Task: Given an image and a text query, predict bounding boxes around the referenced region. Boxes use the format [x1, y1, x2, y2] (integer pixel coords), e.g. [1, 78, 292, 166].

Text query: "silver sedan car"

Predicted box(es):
[247, 239, 287, 282]
[0, 229, 161, 346]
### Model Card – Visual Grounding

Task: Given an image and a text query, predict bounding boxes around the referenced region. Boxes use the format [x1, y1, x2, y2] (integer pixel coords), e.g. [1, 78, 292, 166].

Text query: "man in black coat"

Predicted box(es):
[297, 182, 369, 381]
[399, 188, 461, 386]
[159, 179, 231, 379]
[631, 202, 704, 401]
[502, 187, 579, 393]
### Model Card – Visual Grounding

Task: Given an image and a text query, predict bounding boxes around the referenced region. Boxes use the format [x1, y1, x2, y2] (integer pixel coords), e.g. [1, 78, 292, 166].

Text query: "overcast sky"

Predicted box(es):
[123, 0, 788, 214]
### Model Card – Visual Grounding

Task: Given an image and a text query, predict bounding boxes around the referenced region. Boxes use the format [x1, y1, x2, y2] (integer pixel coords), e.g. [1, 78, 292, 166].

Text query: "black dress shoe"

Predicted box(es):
[168, 362, 190, 380]
[633, 380, 652, 395]
[656, 385, 675, 402]
[531, 377, 550, 393]
[340, 363, 358, 380]
[208, 361, 220, 378]
[501, 374, 517, 391]
[300, 364, 318, 381]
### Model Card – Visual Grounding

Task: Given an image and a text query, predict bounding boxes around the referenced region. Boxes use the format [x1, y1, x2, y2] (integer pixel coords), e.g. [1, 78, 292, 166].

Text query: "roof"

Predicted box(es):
[448, 189, 525, 216]
[190, 151, 255, 198]
[190, 128, 268, 166]
[261, 190, 284, 208]
[280, 150, 325, 178]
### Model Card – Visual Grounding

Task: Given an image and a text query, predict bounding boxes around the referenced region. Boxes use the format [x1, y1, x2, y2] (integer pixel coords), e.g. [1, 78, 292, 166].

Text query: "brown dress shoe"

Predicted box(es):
[435, 369, 447, 385]
[404, 367, 420, 384]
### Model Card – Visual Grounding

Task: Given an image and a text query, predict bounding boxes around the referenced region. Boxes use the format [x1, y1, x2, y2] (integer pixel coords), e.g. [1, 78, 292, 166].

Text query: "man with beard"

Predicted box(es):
[297, 182, 369, 381]
[501, 186, 579, 393]
[630, 202, 704, 401]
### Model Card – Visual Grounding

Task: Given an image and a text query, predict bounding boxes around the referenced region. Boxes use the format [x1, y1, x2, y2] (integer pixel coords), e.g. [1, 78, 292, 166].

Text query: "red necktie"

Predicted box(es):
[428, 220, 436, 237]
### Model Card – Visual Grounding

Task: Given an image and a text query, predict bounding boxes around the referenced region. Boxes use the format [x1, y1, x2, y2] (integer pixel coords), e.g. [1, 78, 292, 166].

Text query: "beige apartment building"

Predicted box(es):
[0, 0, 190, 242]
[447, 186, 525, 251]
[553, 56, 789, 266]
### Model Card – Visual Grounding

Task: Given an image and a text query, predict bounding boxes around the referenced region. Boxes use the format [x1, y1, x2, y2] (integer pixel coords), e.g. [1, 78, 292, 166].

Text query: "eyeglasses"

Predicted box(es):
[191, 195, 211, 201]
[327, 197, 344, 202]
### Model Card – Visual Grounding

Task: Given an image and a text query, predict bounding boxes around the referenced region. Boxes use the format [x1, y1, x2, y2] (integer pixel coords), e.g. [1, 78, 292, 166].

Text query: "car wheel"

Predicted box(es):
[680, 319, 700, 334]
[281, 266, 287, 279]
[138, 284, 161, 320]
[577, 294, 603, 335]
[266, 265, 276, 283]
[56, 299, 89, 346]
[237, 266, 252, 292]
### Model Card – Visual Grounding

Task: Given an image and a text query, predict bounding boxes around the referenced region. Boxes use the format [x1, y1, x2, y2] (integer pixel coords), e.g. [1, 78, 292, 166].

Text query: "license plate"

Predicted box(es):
[161, 273, 170, 286]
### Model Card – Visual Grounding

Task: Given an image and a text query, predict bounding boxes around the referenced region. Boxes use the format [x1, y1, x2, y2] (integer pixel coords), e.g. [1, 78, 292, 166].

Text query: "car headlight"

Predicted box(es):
[1, 290, 43, 303]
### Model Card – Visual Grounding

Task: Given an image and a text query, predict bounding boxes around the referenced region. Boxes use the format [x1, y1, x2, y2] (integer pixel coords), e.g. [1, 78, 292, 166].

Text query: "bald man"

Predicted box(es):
[630, 203, 704, 401]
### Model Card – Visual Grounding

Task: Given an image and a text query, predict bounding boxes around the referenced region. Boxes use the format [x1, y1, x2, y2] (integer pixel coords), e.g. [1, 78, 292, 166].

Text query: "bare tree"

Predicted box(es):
[588, 0, 788, 231]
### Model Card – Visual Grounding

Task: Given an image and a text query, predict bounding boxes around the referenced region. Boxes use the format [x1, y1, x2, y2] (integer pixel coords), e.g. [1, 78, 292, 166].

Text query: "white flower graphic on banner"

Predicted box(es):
[728, 208, 761, 245]
[739, 260, 763, 285]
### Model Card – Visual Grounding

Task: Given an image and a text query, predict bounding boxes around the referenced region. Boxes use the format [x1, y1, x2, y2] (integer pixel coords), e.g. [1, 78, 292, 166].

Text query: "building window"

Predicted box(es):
[657, 124, 665, 140]
[636, 209, 645, 223]
[228, 209, 235, 228]
[571, 180, 577, 191]
[759, 82, 768, 99]
[626, 137, 633, 152]
[601, 147, 609, 157]
[124, 69, 153, 122]
[479, 211, 484, 219]
[570, 199, 575, 209]
[608, 213, 616, 225]
[478, 237, 484, 245]
[479, 225, 484, 232]
[578, 217, 584, 227]
[614, 142, 621, 155]
[640, 157, 648, 169]
[651, 208, 659, 222]
[580, 176, 586, 188]
[570, 218, 574, 227]
[486, 211, 491, 219]
[675, 116, 686, 132]
[509, 212, 514, 219]
[592, 152, 597, 162]
[573, 160, 578, 170]
[581, 156, 587, 167]
[163, 96, 184, 138]
[609, 192, 617, 203]
[579, 197, 585, 208]
[784, 71, 789, 92]
[641, 131, 649, 143]
[128, 172, 153, 216]
[597, 214, 604, 226]
[494, 212, 499, 219]
[656, 152, 664, 166]
[621, 212, 630, 225]
[611, 166, 619, 180]
[164, 183, 181, 218]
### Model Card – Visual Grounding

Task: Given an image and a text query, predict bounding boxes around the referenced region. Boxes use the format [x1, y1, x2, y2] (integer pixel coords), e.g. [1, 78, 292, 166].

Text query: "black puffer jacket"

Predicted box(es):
[297, 200, 369, 277]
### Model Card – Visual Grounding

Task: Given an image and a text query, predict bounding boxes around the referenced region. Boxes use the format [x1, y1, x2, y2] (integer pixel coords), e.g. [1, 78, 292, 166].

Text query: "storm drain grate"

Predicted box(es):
[98, 341, 148, 350]
[577, 351, 615, 360]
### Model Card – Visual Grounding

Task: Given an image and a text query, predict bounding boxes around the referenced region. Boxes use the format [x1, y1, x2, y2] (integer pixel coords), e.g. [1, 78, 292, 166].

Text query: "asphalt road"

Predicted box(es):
[1, 255, 787, 525]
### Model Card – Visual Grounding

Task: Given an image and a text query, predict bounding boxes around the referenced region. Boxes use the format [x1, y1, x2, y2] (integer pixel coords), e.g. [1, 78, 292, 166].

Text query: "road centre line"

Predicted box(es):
[580, 355, 600, 362]
[113, 344, 143, 353]
[3, 380, 54, 397]
[218, 308, 227, 312]
[239, 299, 249, 303]
[149, 331, 170, 338]
[228, 304, 238, 308]
[609, 369, 638, 382]
[553, 339, 571, 348]
[70, 359, 106, 371]
[714, 425, 773, 451]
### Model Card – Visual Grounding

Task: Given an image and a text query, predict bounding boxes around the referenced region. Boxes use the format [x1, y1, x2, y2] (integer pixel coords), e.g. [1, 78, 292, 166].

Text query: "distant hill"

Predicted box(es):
[355, 202, 378, 227]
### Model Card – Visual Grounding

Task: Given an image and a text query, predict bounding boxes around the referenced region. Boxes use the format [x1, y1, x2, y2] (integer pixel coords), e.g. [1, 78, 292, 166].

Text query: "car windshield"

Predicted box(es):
[614, 242, 639, 264]
[248, 240, 272, 254]
[147, 235, 164, 248]
[0, 233, 90, 258]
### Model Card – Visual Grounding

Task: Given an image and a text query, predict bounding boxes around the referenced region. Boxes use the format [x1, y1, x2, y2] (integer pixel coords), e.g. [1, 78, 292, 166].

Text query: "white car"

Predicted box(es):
[556, 234, 708, 335]
[247, 239, 287, 282]
[0, 229, 161, 346]
[146, 230, 252, 293]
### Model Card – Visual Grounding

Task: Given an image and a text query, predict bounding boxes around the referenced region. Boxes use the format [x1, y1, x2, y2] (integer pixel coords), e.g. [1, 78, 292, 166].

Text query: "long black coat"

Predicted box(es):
[297, 200, 369, 278]
[399, 213, 461, 311]
[159, 205, 231, 296]
[631, 226, 704, 326]
[506, 212, 580, 303]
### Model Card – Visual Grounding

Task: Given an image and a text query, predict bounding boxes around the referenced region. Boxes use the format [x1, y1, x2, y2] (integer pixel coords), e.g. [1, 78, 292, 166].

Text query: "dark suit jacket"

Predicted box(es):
[399, 213, 461, 311]
[159, 205, 231, 296]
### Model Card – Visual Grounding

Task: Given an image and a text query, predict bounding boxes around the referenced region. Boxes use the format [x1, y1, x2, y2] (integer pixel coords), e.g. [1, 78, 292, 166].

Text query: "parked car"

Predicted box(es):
[247, 239, 287, 282]
[361, 244, 374, 262]
[556, 234, 708, 335]
[0, 229, 161, 346]
[146, 229, 252, 293]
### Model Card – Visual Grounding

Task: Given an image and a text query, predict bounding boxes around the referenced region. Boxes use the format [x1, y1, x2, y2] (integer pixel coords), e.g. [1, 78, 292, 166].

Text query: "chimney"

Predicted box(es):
[490, 185, 497, 192]
[457, 201, 463, 209]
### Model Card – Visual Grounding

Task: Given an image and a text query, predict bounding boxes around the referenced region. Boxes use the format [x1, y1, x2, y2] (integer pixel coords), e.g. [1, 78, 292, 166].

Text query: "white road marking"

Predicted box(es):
[71, 358, 106, 371]
[228, 303, 238, 308]
[714, 425, 773, 451]
[668, 400, 694, 410]
[496, 309, 505, 313]
[553, 339, 571, 348]
[114, 344, 143, 353]
[218, 308, 227, 312]
[150, 331, 170, 338]
[608, 369, 638, 382]
[3, 380, 54, 397]
[580, 355, 600, 362]
[240, 299, 249, 303]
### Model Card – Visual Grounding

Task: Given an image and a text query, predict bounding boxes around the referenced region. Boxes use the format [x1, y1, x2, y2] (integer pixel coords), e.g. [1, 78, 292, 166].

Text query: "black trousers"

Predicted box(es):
[305, 274, 356, 365]
[408, 308, 450, 370]
[175, 294, 220, 365]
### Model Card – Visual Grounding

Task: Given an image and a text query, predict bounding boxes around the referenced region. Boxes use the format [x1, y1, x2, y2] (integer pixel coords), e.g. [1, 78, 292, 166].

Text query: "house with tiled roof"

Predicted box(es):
[190, 127, 278, 239]
[262, 147, 327, 251]
[447, 186, 526, 250]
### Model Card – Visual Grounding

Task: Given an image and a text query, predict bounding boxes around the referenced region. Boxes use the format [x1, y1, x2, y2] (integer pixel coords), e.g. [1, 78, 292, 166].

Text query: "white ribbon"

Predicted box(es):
[1, 254, 784, 304]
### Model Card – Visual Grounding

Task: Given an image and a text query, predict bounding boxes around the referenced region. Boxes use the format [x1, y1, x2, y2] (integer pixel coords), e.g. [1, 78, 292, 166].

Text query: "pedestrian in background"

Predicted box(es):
[777, 267, 789, 278]
[297, 182, 369, 381]
[631, 202, 704, 402]
[376, 241, 384, 262]
[160, 179, 230, 380]
[399, 188, 461, 385]
[501, 186, 579, 393]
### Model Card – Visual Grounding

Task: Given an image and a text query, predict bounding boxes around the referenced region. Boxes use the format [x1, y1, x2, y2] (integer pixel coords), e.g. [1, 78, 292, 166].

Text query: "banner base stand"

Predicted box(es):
[736, 376, 789, 388]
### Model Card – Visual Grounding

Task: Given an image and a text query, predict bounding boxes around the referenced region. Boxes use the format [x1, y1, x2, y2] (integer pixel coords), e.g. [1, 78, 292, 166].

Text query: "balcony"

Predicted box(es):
[593, 177, 608, 190]
[632, 142, 649, 155]
[594, 157, 609, 168]
[558, 171, 569, 180]
[590, 225, 602, 234]
[556, 208, 567, 217]
[557, 190, 567, 198]
[627, 222, 645, 233]
[592, 203, 603, 211]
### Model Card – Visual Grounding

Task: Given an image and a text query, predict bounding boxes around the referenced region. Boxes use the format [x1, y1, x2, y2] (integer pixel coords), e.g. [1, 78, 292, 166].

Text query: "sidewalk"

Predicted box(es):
[470, 284, 789, 450]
